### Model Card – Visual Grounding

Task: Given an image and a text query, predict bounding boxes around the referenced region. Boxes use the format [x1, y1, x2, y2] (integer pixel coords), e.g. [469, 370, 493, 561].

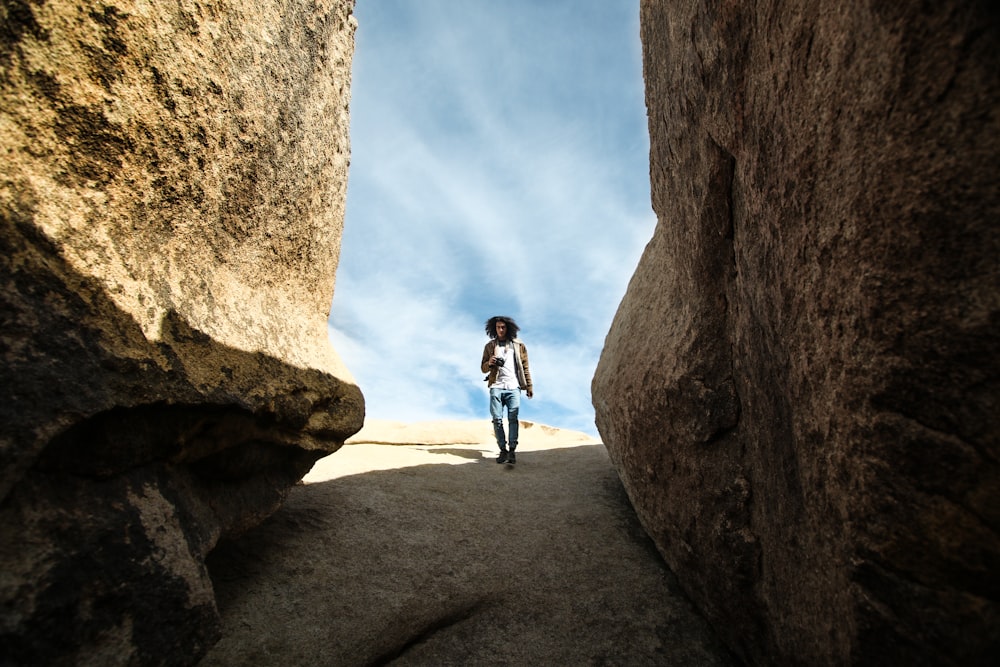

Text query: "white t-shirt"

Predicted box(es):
[491, 341, 519, 390]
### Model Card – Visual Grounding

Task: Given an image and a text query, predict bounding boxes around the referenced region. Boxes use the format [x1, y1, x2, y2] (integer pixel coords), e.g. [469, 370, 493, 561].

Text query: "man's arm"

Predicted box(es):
[481, 341, 494, 374]
[520, 342, 534, 398]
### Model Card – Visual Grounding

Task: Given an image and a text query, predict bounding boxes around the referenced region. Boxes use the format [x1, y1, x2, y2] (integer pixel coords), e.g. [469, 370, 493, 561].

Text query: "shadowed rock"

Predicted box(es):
[0, 1, 361, 664]
[593, 1, 999, 664]
[203, 437, 738, 666]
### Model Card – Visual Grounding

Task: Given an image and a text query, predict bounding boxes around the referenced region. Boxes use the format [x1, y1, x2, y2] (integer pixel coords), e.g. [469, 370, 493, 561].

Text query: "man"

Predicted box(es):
[481, 315, 533, 464]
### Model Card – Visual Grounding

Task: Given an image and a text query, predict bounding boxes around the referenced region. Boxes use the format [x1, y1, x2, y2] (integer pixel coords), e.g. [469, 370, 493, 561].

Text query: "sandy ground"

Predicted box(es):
[303, 419, 602, 481]
[200, 421, 736, 666]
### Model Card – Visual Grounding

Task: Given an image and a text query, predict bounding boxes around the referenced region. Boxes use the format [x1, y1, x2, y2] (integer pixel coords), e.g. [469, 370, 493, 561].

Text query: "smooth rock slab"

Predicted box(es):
[203, 438, 736, 666]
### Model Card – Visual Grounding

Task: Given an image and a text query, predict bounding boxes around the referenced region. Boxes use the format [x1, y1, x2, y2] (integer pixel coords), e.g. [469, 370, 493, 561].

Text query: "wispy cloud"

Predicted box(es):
[329, 0, 653, 435]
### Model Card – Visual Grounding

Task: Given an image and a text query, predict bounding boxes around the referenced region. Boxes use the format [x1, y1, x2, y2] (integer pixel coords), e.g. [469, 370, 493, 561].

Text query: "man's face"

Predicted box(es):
[495, 321, 507, 340]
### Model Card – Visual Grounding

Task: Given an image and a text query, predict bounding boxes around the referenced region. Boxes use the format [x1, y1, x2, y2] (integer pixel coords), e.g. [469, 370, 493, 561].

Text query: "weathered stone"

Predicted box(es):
[593, 1, 999, 664]
[0, 1, 361, 664]
[203, 434, 737, 666]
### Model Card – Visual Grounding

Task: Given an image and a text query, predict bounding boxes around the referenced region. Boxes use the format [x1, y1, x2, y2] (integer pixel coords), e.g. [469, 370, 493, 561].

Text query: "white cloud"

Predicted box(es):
[328, 0, 653, 436]
[329, 276, 488, 422]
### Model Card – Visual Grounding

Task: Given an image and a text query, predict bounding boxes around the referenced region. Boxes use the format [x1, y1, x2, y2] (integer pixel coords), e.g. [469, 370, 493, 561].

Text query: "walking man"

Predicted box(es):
[481, 316, 533, 464]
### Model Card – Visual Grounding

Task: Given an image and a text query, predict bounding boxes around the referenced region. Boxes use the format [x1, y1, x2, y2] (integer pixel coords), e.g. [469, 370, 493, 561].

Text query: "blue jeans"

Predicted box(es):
[490, 387, 520, 451]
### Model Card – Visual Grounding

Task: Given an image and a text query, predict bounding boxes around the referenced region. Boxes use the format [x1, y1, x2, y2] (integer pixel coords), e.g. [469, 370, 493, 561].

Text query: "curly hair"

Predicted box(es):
[485, 315, 520, 340]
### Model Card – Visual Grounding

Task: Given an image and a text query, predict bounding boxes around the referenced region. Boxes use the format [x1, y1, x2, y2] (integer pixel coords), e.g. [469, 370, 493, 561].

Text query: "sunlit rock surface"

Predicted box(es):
[0, 1, 362, 664]
[203, 421, 737, 666]
[593, 1, 999, 664]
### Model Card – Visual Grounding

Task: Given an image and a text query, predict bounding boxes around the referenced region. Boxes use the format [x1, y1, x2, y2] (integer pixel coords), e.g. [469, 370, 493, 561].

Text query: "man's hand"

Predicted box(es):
[527, 389, 534, 398]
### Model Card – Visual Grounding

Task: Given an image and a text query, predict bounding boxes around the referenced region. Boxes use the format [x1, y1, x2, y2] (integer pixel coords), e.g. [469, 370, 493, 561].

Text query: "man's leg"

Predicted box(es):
[489, 388, 508, 462]
[505, 389, 521, 463]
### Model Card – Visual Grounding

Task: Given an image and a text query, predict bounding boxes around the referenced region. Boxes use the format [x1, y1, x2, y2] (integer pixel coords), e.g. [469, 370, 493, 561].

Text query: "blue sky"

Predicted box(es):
[328, 1, 654, 436]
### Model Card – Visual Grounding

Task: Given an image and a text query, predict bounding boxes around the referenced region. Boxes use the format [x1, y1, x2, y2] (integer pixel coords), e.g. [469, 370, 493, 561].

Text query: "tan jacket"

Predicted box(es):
[481, 338, 532, 391]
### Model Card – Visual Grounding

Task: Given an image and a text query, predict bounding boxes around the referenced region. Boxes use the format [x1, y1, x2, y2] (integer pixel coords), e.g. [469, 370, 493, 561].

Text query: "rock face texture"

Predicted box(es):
[0, 1, 362, 664]
[203, 431, 737, 666]
[593, 1, 999, 665]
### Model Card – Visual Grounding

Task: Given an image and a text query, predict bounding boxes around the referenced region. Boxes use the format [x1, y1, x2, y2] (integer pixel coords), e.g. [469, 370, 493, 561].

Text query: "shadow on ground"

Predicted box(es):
[424, 447, 486, 460]
[201, 445, 738, 666]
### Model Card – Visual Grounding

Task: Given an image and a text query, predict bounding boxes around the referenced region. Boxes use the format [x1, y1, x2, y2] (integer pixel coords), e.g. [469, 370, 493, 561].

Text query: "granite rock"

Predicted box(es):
[593, 1, 999, 664]
[0, 1, 361, 664]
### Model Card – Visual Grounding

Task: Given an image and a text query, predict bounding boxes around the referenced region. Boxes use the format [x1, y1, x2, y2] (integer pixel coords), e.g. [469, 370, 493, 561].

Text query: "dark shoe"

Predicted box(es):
[507, 452, 516, 464]
[496, 451, 508, 464]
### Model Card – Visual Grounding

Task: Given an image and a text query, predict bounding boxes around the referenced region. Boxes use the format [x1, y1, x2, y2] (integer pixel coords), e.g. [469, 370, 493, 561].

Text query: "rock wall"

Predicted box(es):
[0, 1, 362, 664]
[593, 1, 999, 664]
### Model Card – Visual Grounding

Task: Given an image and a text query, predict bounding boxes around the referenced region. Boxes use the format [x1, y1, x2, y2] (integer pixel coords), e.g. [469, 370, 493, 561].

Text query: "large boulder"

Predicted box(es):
[0, 1, 362, 664]
[592, 1, 999, 665]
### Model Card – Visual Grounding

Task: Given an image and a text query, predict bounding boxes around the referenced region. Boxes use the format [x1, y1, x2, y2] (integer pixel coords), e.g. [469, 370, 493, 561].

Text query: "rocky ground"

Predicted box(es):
[200, 420, 737, 666]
